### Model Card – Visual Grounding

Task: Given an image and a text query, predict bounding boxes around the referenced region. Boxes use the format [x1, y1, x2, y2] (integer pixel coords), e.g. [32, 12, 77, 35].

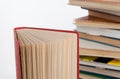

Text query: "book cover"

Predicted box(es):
[80, 71, 113, 79]
[84, 0, 120, 4]
[76, 26, 120, 39]
[80, 70, 118, 79]
[80, 65, 120, 78]
[80, 56, 120, 71]
[69, 0, 120, 16]
[80, 32, 120, 48]
[80, 48, 120, 59]
[14, 27, 79, 79]
[80, 38, 120, 52]
[88, 10, 120, 22]
[80, 56, 120, 78]
[74, 16, 120, 29]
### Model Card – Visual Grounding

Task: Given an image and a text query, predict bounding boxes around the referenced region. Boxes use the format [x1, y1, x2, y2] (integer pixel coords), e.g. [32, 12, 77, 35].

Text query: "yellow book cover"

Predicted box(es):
[80, 56, 97, 62]
[108, 59, 120, 66]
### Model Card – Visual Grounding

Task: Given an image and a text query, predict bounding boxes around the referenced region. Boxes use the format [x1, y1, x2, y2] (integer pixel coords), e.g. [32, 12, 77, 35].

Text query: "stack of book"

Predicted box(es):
[69, 0, 120, 79]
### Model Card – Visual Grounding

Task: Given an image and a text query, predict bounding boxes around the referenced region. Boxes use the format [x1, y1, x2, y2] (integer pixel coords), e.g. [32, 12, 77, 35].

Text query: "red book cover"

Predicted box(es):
[14, 27, 80, 79]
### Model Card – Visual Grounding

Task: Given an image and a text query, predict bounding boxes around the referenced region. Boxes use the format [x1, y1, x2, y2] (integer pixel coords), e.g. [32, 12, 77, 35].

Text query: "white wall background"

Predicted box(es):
[0, 0, 87, 79]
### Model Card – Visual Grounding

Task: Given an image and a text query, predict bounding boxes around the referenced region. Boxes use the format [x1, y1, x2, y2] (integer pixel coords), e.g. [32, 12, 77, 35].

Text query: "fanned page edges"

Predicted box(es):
[14, 27, 79, 79]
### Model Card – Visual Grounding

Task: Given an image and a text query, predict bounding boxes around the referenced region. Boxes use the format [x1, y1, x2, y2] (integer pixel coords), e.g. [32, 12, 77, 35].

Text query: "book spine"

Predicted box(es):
[77, 32, 80, 79]
[14, 29, 22, 79]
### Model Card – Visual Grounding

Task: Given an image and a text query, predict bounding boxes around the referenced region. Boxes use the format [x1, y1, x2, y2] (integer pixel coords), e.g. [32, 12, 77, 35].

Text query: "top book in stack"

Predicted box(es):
[69, 0, 120, 16]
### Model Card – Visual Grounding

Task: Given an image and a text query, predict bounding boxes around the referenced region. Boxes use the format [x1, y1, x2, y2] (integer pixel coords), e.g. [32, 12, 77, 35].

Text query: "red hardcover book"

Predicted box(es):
[14, 27, 80, 79]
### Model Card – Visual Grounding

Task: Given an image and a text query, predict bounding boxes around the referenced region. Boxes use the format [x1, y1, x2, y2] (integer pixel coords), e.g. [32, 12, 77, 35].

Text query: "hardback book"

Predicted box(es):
[69, 0, 120, 16]
[80, 32, 120, 48]
[88, 10, 120, 22]
[80, 56, 120, 71]
[77, 27, 120, 58]
[80, 65, 120, 78]
[76, 26, 120, 39]
[80, 38, 120, 52]
[14, 27, 79, 79]
[80, 48, 120, 59]
[69, 0, 120, 5]
[80, 38, 120, 59]
[80, 73, 100, 79]
[80, 71, 115, 79]
[82, 0, 120, 4]
[74, 16, 120, 29]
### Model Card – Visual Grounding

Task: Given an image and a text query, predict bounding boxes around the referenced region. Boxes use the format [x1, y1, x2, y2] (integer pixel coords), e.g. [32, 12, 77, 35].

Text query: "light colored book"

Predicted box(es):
[84, 0, 120, 4]
[77, 26, 120, 39]
[80, 39, 120, 52]
[80, 48, 120, 59]
[69, 0, 120, 16]
[80, 39, 120, 59]
[74, 16, 120, 29]
[89, 10, 120, 22]
[80, 32, 120, 48]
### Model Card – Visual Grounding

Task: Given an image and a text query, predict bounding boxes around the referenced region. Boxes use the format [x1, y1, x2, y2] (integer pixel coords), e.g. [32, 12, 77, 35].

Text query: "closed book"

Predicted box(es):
[84, 0, 120, 4]
[76, 26, 120, 39]
[80, 71, 114, 79]
[69, 0, 120, 16]
[80, 38, 120, 59]
[80, 38, 120, 52]
[79, 32, 120, 48]
[80, 56, 120, 71]
[74, 16, 120, 29]
[80, 48, 120, 59]
[80, 65, 120, 78]
[88, 10, 120, 22]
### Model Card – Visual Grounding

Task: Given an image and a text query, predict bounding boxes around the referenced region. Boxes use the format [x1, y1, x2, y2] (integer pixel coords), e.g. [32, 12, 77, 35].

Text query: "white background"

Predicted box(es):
[0, 0, 87, 79]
